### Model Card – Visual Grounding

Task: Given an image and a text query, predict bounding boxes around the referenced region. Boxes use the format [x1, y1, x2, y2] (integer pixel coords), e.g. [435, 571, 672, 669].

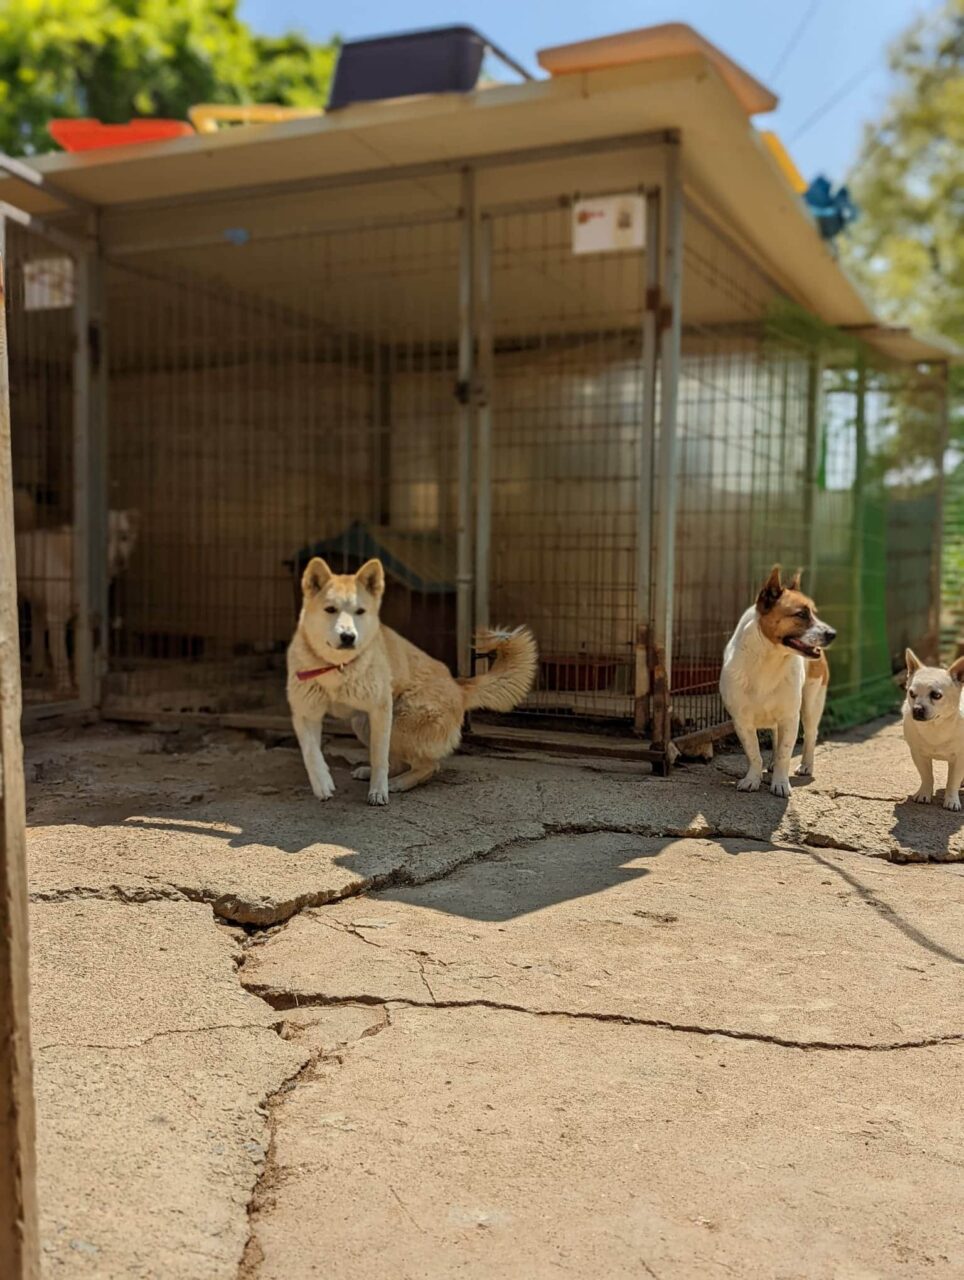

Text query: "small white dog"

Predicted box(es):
[902, 649, 964, 811]
[720, 566, 837, 798]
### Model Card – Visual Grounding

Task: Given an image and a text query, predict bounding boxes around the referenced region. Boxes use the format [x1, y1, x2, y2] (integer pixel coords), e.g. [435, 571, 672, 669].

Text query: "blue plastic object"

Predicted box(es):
[804, 176, 858, 241]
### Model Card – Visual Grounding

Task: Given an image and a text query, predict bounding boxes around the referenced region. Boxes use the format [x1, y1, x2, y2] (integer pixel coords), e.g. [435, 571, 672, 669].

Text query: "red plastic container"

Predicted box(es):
[48, 118, 194, 152]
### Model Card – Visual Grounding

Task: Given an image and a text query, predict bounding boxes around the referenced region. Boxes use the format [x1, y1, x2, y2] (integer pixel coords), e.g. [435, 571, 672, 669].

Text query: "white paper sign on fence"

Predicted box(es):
[572, 195, 646, 255]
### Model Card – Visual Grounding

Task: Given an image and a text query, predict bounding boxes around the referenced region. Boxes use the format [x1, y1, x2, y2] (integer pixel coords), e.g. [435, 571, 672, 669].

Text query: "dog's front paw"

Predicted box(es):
[311, 774, 336, 801]
[911, 789, 933, 805]
[736, 774, 761, 792]
[367, 784, 389, 807]
[352, 764, 372, 781]
[770, 777, 792, 799]
[943, 793, 961, 812]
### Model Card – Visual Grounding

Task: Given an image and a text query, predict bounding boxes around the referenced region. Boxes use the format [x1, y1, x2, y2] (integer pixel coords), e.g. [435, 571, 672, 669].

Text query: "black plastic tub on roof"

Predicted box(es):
[327, 25, 531, 110]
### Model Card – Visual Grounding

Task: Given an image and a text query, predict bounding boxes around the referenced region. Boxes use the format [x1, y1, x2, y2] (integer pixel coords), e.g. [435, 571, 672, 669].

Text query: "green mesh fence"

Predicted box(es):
[812, 349, 944, 729]
[670, 205, 947, 745]
[942, 460, 964, 662]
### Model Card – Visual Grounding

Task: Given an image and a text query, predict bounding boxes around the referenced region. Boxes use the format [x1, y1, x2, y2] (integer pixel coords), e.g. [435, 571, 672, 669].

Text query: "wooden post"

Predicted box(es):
[0, 251, 41, 1277]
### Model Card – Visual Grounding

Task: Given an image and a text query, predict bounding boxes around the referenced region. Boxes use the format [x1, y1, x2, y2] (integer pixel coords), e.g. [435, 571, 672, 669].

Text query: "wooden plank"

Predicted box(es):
[0, 247, 41, 1276]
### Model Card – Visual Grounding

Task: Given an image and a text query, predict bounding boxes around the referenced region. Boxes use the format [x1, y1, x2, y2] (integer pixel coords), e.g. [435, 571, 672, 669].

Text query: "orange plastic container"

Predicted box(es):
[48, 118, 194, 152]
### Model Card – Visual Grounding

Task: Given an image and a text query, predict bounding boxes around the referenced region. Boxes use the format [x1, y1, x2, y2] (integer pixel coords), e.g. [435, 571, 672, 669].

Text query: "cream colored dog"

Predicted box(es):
[15, 498, 139, 691]
[287, 557, 538, 805]
[903, 650, 964, 811]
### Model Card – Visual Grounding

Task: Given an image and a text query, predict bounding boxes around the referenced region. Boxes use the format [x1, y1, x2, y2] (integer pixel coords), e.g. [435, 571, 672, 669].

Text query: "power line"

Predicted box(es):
[789, 54, 882, 142]
[769, 0, 823, 82]
[788, 3, 948, 146]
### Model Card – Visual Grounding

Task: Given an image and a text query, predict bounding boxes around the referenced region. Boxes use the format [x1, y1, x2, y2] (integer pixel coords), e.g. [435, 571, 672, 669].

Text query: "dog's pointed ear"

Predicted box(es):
[787, 568, 803, 591]
[948, 656, 964, 685]
[356, 558, 385, 600]
[302, 557, 332, 598]
[905, 648, 922, 676]
[756, 565, 783, 613]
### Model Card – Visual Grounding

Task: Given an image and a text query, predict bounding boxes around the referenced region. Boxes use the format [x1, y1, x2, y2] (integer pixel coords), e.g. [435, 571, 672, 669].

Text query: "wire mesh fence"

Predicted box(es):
[486, 199, 645, 721]
[105, 213, 461, 717]
[668, 202, 945, 746]
[3, 158, 951, 754]
[5, 224, 77, 705]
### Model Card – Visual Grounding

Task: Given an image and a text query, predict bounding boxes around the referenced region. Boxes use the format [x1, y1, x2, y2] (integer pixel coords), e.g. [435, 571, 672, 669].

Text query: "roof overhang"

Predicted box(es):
[0, 39, 955, 366]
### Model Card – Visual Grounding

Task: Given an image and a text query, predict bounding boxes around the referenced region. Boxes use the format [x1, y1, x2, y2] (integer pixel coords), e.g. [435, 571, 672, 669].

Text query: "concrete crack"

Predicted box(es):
[243, 987, 964, 1054]
[237, 1000, 393, 1280]
[35, 1021, 280, 1053]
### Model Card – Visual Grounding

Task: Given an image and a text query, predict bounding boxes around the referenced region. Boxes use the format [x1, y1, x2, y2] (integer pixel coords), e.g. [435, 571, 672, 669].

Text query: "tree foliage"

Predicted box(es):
[843, 0, 963, 361]
[0, 0, 337, 155]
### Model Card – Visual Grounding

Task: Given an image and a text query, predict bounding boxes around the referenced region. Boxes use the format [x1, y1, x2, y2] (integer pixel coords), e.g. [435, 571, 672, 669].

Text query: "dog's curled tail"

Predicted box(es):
[458, 626, 538, 713]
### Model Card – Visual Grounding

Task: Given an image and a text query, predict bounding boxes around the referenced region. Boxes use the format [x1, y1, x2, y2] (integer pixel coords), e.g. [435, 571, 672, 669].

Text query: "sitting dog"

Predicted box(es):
[15, 497, 140, 691]
[287, 556, 538, 805]
[902, 649, 964, 811]
[720, 566, 836, 797]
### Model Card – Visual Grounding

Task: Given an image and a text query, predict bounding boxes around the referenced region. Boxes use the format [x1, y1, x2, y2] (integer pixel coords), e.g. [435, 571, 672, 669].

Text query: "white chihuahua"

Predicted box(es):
[902, 649, 964, 811]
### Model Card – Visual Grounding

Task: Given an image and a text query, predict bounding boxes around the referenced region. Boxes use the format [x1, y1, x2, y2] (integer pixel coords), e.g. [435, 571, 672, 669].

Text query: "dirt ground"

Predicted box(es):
[25, 715, 964, 1279]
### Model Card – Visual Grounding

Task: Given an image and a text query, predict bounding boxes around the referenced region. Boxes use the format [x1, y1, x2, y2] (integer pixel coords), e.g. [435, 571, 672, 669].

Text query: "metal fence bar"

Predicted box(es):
[89, 249, 109, 700]
[71, 251, 93, 705]
[650, 139, 683, 753]
[804, 349, 824, 594]
[474, 214, 493, 637]
[634, 187, 661, 733]
[850, 354, 867, 693]
[456, 169, 477, 678]
[0, 248, 41, 1280]
[929, 363, 950, 659]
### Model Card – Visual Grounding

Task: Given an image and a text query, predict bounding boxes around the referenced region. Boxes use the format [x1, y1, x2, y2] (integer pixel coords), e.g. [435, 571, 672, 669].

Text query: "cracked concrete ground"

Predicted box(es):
[25, 716, 964, 1278]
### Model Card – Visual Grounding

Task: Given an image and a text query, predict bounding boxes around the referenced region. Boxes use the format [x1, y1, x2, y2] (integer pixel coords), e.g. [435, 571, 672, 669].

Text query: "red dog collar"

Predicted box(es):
[296, 656, 357, 682]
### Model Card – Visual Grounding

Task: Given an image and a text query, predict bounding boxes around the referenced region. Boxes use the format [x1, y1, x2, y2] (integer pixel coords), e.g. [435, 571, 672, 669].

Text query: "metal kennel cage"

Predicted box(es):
[1, 127, 951, 764]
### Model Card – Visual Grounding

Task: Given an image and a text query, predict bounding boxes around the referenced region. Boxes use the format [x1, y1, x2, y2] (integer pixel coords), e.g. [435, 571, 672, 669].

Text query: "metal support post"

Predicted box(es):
[650, 138, 683, 756]
[474, 214, 493, 638]
[803, 349, 825, 594]
[634, 186, 661, 734]
[849, 355, 867, 695]
[456, 169, 477, 679]
[73, 234, 109, 708]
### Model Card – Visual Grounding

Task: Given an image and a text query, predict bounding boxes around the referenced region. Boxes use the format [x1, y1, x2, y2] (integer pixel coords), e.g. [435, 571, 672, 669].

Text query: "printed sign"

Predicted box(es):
[572, 195, 645, 255]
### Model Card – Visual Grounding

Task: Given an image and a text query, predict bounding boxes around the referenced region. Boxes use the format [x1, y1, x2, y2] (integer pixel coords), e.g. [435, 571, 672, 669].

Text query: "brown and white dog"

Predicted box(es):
[719, 566, 836, 797]
[15, 495, 140, 692]
[287, 557, 538, 805]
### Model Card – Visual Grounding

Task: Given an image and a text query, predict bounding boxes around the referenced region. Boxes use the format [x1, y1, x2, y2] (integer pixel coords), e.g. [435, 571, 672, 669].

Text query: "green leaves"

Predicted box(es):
[0, 0, 337, 155]
[844, 1, 964, 359]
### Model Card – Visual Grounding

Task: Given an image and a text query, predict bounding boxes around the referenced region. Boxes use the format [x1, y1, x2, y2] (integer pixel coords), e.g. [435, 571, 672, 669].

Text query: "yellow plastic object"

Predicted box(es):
[188, 104, 323, 135]
[759, 131, 807, 194]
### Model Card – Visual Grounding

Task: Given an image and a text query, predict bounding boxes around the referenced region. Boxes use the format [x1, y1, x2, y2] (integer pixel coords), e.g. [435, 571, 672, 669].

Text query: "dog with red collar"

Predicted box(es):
[287, 556, 537, 806]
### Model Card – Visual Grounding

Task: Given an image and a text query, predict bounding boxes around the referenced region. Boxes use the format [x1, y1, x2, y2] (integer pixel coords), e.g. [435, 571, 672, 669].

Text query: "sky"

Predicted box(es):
[239, 0, 937, 184]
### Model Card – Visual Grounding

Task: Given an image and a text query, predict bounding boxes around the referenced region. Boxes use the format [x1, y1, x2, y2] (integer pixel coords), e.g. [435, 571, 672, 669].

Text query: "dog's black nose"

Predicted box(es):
[912, 705, 927, 721]
[338, 633, 356, 648]
[823, 628, 837, 645]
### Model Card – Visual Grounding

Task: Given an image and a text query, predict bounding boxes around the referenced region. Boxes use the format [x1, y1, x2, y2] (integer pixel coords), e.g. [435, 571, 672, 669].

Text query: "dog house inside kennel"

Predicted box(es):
[4, 40, 951, 762]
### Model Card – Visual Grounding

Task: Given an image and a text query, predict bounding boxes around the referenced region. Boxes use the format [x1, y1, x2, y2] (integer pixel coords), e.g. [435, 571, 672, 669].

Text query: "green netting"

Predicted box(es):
[942, 460, 964, 662]
[764, 307, 945, 732]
